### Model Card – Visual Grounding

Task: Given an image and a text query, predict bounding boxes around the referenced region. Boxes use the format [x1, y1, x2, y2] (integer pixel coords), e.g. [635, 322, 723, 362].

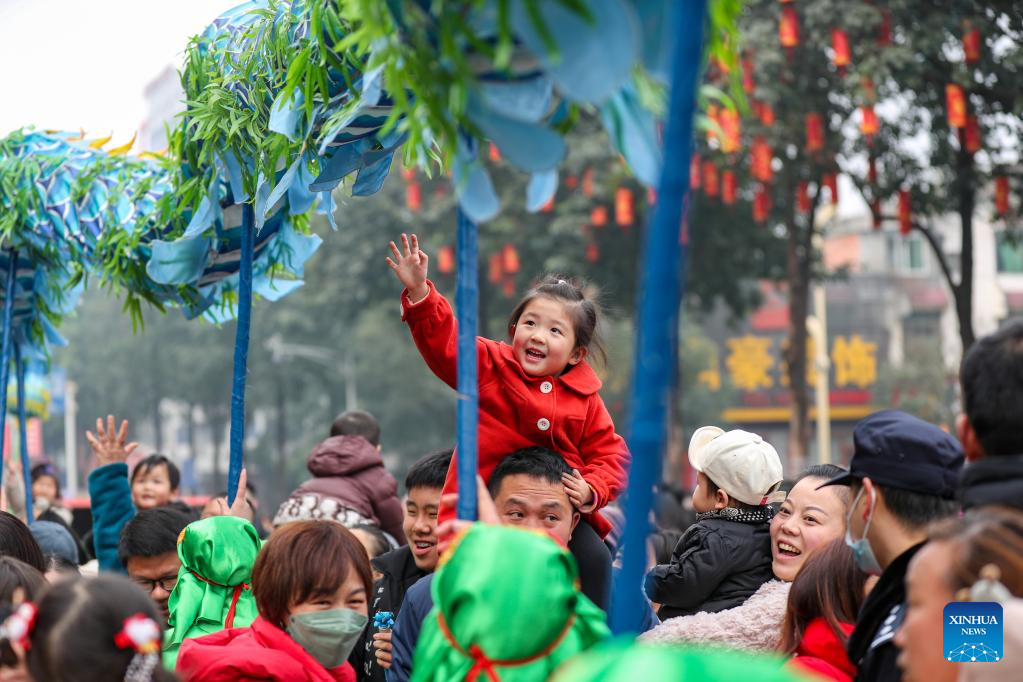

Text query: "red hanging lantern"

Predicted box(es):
[823, 174, 839, 204]
[591, 205, 608, 227]
[702, 160, 720, 198]
[878, 10, 892, 46]
[753, 185, 771, 223]
[964, 115, 982, 154]
[757, 101, 776, 127]
[946, 84, 967, 129]
[437, 245, 455, 274]
[706, 104, 721, 143]
[565, 174, 578, 189]
[780, 6, 800, 48]
[742, 56, 756, 94]
[582, 169, 595, 197]
[722, 170, 737, 205]
[871, 199, 882, 230]
[797, 181, 811, 214]
[690, 154, 702, 190]
[752, 137, 774, 183]
[963, 24, 981, 64]
[541, 196, 555, 213]
[488, 253, 503, 284]
[401, 165, 415, 181]
[720, 108, 741, 154]
[806, 113, 824, 153]
[503, 276, 516, 298]
[502, 244, 520, 274]
[615, 187, 634, 227]
[488, 142, 502, 162]
[860, 106, 879, 138]
[405, 182, 421, 212]
[899, 190, 913, 235]
[647, 187, 657, 205]
[832, 28, 851, 70]
[995, 176, 1010, 215]
[585, 241, 599, 263]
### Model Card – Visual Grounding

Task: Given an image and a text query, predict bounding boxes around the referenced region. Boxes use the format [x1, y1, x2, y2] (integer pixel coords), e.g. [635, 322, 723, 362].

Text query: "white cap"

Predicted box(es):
[688, 427, 784, 506]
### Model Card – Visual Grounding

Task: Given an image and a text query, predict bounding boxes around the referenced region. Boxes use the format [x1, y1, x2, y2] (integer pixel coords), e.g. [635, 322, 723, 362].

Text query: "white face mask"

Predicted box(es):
[844, 486, 883, 576]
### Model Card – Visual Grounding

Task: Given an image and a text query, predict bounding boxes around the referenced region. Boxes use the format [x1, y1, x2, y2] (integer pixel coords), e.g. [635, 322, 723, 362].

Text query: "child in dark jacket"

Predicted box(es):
[273, 410, 405, 545]
[645, 427, 783, 620]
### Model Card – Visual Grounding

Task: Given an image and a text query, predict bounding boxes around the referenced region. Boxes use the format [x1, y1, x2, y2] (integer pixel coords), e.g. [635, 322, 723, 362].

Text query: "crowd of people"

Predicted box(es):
[0, 237, 1020, 681]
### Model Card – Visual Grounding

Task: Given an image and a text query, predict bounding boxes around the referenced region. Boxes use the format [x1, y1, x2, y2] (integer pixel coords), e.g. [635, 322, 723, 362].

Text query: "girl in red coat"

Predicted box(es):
[387, 233, 630, 609]
[778, 538, 870, 681]
[177, 521, 373, 682]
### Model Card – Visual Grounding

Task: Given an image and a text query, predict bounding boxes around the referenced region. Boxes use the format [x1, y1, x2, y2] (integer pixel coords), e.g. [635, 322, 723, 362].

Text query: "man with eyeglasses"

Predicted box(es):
[118, 506, 194, 623]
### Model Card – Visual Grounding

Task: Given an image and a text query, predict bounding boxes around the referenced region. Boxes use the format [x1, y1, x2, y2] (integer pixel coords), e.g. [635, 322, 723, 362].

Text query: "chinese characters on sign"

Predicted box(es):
[699, 334, 878, 394]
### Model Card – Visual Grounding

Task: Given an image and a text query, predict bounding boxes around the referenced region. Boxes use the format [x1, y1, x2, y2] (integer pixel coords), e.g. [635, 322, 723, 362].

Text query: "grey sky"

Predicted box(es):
[0, 0, 233, 149]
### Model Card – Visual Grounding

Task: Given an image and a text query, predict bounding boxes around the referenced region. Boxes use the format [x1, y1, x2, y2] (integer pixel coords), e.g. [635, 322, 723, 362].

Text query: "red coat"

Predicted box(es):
[176, 616, 356, 682]
[786, 618, 857, 682]
[401, 281, 630, 536]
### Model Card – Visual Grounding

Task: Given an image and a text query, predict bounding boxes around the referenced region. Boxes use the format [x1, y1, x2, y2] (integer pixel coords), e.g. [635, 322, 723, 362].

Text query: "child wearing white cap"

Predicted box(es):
[644, 426, 784, 620]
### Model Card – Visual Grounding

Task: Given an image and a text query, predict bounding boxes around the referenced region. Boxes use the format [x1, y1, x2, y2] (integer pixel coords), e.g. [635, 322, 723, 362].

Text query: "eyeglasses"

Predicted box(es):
[131, 574, 179, 594]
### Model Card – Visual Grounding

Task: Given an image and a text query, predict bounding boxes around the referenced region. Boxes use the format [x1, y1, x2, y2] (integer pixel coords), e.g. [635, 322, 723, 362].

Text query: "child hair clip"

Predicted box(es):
[0, 602, 37, 650]
[115, 614, 161, 682]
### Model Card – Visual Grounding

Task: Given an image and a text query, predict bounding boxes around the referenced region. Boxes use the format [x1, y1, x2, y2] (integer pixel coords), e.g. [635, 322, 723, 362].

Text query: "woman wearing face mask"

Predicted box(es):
[644, 465, 851, 651]
[176, 521, 372, 681]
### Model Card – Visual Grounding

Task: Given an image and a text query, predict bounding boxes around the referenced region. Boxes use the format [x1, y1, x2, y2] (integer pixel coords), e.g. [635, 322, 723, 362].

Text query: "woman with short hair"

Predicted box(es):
[176, 520, 372, 681]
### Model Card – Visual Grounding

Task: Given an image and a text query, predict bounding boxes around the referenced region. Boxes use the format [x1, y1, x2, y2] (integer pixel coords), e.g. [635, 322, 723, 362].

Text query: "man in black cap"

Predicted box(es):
[817, 409, 963, 682]
[957, 319, 1023, 511]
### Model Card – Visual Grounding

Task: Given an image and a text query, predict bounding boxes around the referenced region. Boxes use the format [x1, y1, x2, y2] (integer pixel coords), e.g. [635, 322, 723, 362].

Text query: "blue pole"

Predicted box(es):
[609, 0, 707, 635]
[227, 205, 254, 506]
[15, 343, 32, 520]
[0, 250, 18, 496]
[455, 156, 479, 520]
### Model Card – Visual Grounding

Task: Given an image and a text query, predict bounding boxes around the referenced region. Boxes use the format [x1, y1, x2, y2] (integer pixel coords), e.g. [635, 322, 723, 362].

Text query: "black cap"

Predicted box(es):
[817, 410, 964, 499]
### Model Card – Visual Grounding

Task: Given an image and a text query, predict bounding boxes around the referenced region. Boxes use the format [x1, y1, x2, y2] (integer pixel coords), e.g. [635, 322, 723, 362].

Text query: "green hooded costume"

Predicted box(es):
[550, 638, 813, 681]
[162, 516, 261, 668]
[410, 524, 610, 682]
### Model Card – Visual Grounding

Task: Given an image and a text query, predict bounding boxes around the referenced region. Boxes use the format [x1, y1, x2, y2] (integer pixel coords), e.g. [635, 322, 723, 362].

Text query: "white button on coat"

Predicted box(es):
[537, 418, 551, 431]
[540, 381, 553, 394]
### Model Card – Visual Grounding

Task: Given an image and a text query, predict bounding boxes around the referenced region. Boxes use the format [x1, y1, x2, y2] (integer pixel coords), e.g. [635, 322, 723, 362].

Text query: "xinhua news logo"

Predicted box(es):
[943, 602, 1003, 663]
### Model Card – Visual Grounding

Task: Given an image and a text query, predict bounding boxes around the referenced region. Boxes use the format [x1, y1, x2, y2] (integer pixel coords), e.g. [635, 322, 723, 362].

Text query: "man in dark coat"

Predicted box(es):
[817, 410, 963, 682]
[957, 320, 1023, 512]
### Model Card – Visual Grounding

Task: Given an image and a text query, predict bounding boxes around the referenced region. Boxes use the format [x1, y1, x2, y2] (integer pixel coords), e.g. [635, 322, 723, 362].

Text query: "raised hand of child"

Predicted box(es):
[562, 468, 596, 512]
[386, 233, 430, 303]
[86, 415, 139, 467]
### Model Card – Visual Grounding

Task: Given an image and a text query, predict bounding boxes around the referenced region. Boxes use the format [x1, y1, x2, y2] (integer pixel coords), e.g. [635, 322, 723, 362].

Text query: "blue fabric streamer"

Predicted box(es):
[455, 165, 479, 522]
[14, 344, 33, 519]
[227, 205, 254, 506]
[0, 251, 18, 491]
[609, 0, 706, 635]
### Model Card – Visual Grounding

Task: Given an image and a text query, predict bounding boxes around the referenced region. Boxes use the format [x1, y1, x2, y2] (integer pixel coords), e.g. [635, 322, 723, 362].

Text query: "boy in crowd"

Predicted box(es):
[644, 427, 783, 620]
[356, 448, 452, 682]
[87, 416, 185, 571]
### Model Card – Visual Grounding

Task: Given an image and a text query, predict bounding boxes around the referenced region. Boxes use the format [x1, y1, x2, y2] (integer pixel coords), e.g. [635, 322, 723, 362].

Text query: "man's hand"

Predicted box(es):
[200, 469, 253, 522]
[561, 469, 596, 512]
[386, 233, 430, 303]
[373, 630, 393, 669]
[86, 415, 139, 467]
[435, 476, 499, 555]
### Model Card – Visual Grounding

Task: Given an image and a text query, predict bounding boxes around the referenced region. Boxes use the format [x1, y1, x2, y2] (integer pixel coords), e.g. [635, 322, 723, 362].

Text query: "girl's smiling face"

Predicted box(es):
[770, 476, 848, 581]
[511, 297, 586, 377]
[131, 463, 176, 510]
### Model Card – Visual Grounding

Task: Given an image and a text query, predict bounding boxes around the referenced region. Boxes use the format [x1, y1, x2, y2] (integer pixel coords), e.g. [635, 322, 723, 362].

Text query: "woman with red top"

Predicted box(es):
[387, 233, 630, 609]
[177, 521, 372, 682]
[779, 538, 870, 681]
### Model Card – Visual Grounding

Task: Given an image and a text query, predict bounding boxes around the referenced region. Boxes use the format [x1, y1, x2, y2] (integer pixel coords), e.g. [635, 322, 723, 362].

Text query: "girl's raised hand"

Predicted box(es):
[387, 233, 430, 303]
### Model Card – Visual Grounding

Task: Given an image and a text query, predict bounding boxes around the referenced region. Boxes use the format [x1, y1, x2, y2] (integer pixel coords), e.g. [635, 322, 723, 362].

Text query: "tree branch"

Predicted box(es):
[911, 220, 960, 295]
